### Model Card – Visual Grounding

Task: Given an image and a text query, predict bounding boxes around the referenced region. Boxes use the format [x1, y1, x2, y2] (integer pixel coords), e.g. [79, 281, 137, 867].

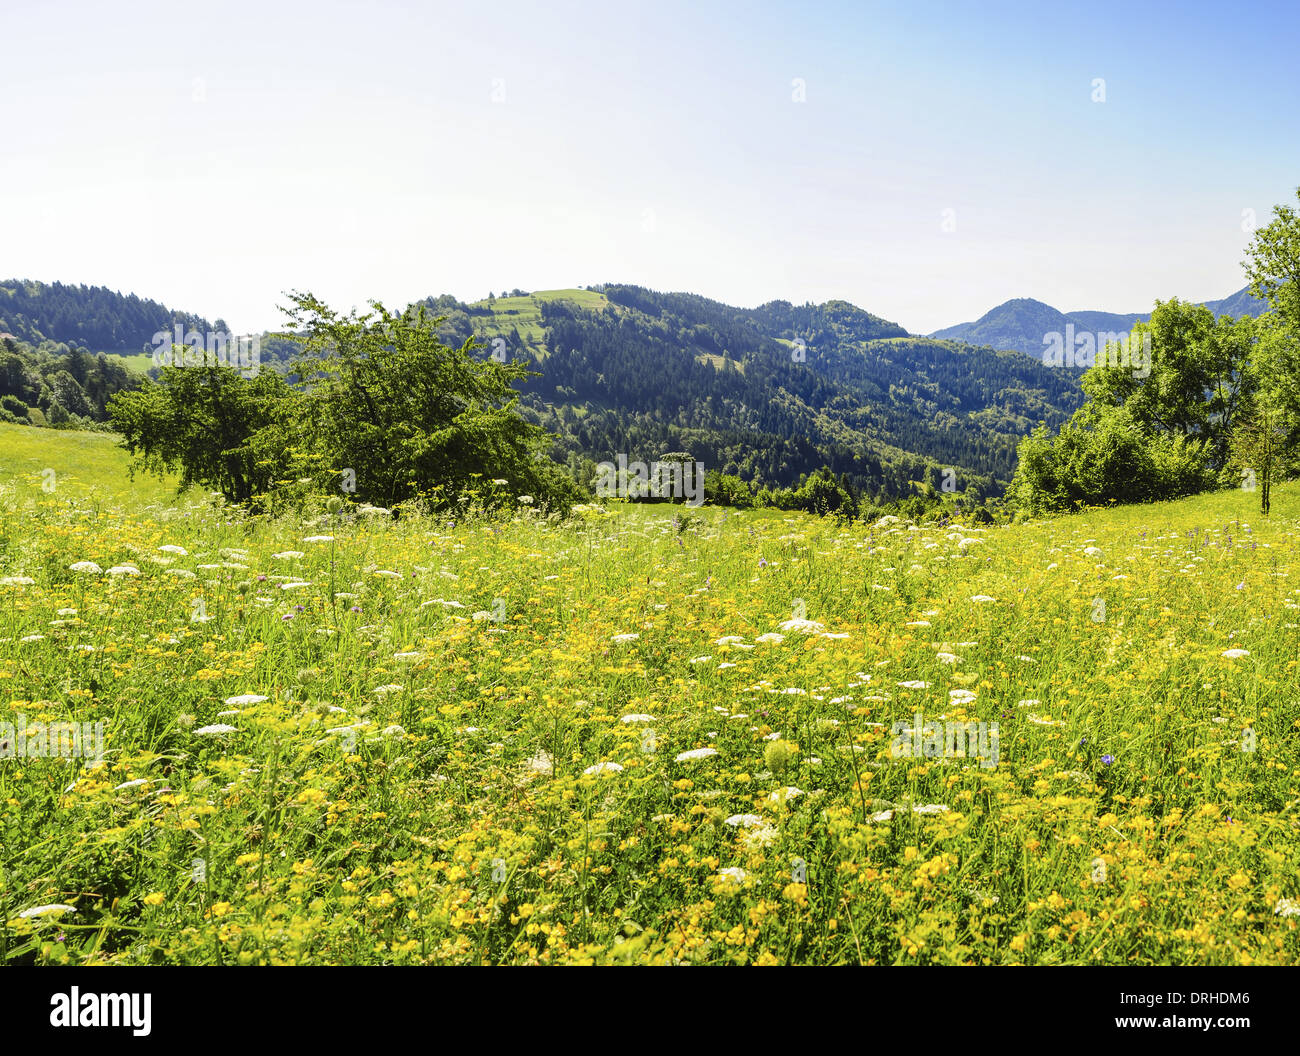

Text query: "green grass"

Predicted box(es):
[2, 425, 1299, 965]
[468, 289, 609, 346]
[696, 352, 744, 374]
[102, 352, 155, 375]
[0, 422, 180, 506]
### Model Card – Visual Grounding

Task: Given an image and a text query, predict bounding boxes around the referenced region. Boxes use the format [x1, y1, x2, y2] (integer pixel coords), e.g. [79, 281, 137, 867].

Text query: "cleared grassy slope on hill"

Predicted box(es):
[468, 289, 610, 346]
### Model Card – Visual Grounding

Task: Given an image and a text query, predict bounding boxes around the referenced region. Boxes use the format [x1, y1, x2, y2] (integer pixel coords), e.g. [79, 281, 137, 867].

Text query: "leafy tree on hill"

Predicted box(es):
[281, 292, 580, 512]
[109, 360, 298, 504]
[1081, 300, 1256, 475]
[1010, 405, 1212, 514]
[1242, 186, 1300, 440]
[1243, 186, 1300, 342]
[1012, 292, 1266, 513]
[703, 470, 752, 508]
[1228, 315, 1300, 515]
[109, 294, 582, 514]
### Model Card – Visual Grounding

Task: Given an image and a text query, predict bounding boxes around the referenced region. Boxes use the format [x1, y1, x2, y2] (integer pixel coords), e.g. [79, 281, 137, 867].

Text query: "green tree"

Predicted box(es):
[1010, 405, 1212, 514]
[49, 369, 93, 419]
[704, 470, 751, 508]
[109, 357, 300, 503]
[1081, 300, 1255, 474]
[788, 466, 857, 516]
[1228, 316, 1300, 514]
[1243, 186, 1300, 341]
[1230, 393, 1288, 515]
[278, 292, 580, 512]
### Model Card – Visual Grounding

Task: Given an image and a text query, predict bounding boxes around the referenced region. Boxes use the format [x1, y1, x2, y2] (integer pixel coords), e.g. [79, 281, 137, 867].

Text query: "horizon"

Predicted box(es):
[3, 0, 1297, 334]
[0, 276, 1260, 342]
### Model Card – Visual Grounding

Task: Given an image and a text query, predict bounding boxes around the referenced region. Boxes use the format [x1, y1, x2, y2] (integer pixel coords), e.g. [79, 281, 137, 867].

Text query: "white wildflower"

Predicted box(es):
[223, 694, 268, 706]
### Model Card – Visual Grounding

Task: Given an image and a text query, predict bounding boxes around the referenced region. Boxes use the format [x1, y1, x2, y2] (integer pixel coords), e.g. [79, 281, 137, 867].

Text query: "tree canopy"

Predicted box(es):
[108, 293, 582, 514]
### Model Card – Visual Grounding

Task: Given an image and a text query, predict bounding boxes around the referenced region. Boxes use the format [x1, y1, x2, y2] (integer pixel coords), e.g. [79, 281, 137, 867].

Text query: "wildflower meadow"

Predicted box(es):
[3, 422, 1298, 966]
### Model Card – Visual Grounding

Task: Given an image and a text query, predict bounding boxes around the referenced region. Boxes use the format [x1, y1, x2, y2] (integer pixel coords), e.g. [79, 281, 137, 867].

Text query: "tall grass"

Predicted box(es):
[1, 429, 1297, 963]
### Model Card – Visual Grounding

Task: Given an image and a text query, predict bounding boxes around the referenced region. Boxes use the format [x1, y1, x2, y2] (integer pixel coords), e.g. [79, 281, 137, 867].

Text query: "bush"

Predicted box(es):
[0, 394, 29, 421]
[704, 471, 752, 509]
[1011, 408, 1214, 514]
[778, 468, 858, 517]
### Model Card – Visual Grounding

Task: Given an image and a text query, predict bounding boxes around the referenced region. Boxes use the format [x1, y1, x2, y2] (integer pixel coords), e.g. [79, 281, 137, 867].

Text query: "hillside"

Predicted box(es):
[0, 280, 1086, 499]
[0, 280, 215, 353]
[0, 420, 179, 505]
[0, 332, 141, 428]
[415, 284, 1083, 501]
[1204, 286, 1271, 318]
[931, 285, 1270, 357]
[0, 276, 1158, 503]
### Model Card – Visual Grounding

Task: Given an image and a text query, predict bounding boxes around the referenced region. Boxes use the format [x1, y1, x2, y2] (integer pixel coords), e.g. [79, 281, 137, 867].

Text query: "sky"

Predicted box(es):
[2, 0, 1298, 335]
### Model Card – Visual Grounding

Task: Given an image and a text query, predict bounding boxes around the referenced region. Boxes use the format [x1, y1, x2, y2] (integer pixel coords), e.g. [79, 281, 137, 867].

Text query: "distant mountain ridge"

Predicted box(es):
[414, 284, 1085, 500]
[8, 275, 1260, 502]
[930, 285, 1269, 358]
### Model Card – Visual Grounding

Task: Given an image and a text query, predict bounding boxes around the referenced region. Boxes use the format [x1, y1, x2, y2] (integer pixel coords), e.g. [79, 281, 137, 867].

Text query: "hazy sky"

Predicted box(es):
[3, 0, 1297, 335]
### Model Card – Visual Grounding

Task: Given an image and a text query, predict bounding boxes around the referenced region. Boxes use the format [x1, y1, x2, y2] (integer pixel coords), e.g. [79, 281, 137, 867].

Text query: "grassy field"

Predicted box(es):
[0, 422, 179, 506]
[102, 352, 156, 375]
[468, 288, 609, 346]
[2, 426, 1299, 964]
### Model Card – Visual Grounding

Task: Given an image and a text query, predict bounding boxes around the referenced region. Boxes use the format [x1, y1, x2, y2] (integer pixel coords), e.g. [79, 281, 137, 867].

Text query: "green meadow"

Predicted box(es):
[1, 424, 1298, 964]
[102, 352, 156, 376]
[469, 288, 610, 347]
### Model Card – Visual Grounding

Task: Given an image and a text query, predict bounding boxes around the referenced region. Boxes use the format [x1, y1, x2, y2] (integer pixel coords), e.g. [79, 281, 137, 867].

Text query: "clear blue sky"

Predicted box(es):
[2, 0, 1297, 335]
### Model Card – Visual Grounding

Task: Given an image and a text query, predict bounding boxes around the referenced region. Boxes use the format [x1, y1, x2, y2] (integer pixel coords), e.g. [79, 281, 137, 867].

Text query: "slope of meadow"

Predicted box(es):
[468, 288, 610, 347]
[1, 424, 1298, 964]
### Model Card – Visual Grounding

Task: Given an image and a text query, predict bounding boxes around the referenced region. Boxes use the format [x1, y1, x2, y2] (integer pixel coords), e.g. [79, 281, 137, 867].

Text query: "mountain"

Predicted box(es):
[930, 298, 1077, 359]
[0, 280, 215, 353]
[0, 278, 1087, 500]
[1063, 309, 1147, 332]
[1204, 286, 1270, 319]
[409, 285, 1084, 500]
[930, 285, 1270, 358]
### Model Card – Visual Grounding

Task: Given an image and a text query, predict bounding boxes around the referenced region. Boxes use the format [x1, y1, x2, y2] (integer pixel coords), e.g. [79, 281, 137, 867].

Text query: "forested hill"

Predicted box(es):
[416, 285, 1084, 501]
[1, 278, 1087, 501]
[0, 280, 214, 352]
